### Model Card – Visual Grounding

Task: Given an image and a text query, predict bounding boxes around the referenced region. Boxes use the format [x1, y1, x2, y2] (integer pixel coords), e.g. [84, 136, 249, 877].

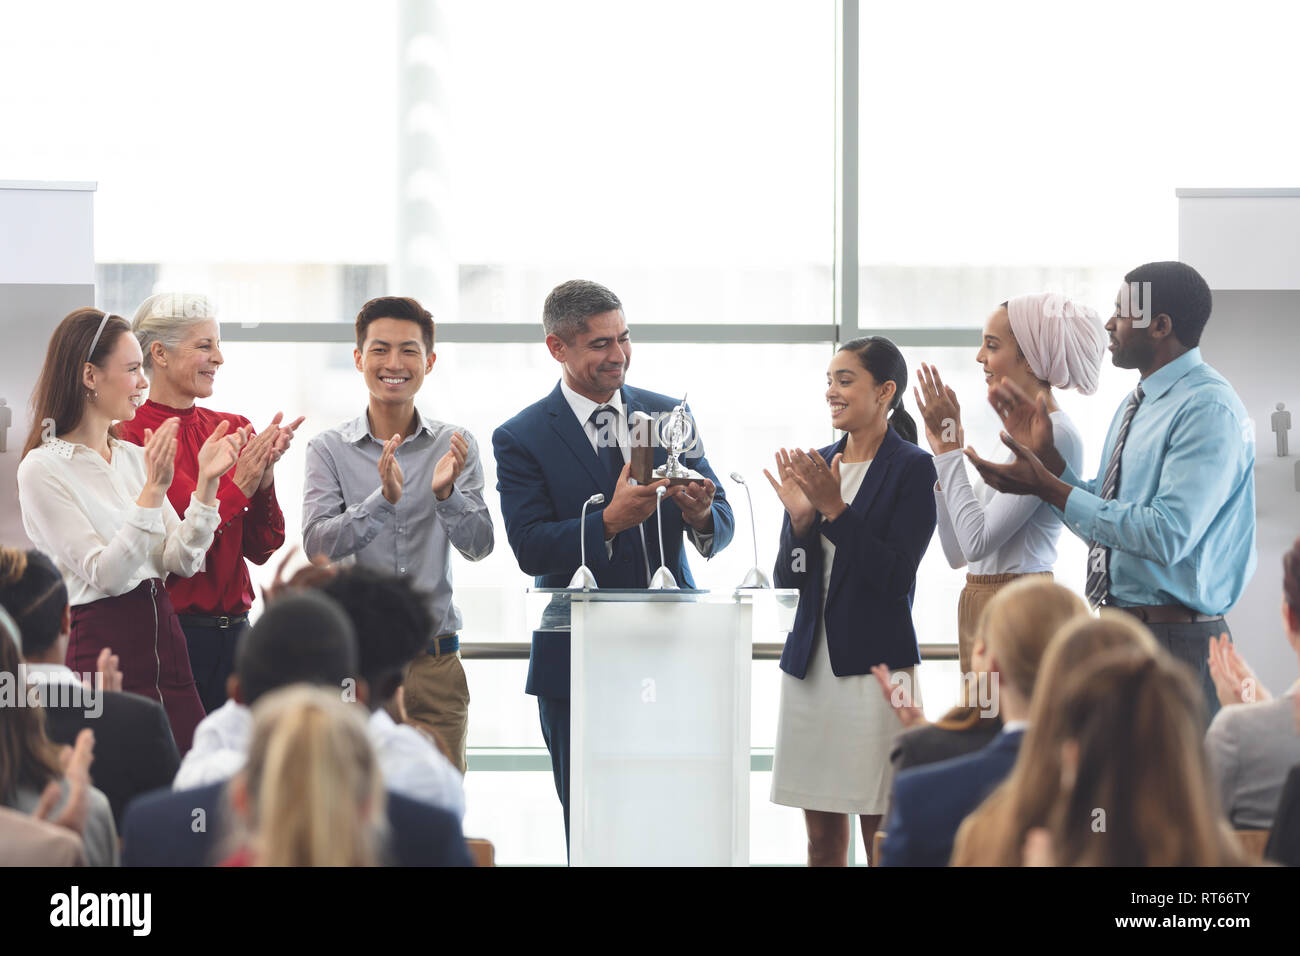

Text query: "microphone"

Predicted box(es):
[730, 472, 771, 589]
[568, 493, 605, 590]
[648, 485, 679, 589]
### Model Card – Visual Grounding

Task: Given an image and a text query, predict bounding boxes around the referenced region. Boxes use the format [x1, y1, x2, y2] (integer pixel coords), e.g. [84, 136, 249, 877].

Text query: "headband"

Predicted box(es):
[86, 311, 113, 363]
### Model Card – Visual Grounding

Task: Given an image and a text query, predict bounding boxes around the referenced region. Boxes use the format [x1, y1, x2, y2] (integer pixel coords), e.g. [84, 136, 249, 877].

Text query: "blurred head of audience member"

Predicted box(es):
[223, 684, 385, 867]
[980, 577, 1088, 723]
[952, 611, 1158, 865]
[1048, 645, 1243, 866]
[0, 583, 63, 802]
[232, 590, 360, 707]
[316, 566, 430, 717]
[0, 548, 69, 665]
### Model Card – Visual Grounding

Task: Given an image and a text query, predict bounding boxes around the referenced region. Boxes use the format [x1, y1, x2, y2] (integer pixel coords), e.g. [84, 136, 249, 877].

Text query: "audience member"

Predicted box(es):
[0, 546, 180, 824]
[951, 611, 1158, 865]
[878, 578, 1086, 866]
[1204, 536, 1300, 830]
[173, 589, 359, 789]
[0, 603, 118, 865]
[1032, 647, 1245, 866]
[219, 685, 385, 866]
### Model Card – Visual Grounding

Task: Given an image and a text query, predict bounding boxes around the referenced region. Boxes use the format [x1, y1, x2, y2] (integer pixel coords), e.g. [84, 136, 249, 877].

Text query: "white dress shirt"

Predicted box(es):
[17, 437, 220, 606]
[173, 699, 467, 820]
[557, 378, 712, 556]
[933, 410, 1083, 575]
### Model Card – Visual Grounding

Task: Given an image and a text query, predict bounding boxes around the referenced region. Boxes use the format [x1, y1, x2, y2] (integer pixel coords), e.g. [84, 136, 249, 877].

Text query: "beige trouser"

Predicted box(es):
[403, 650, 470, 774]
[956, 572, 1052, 705]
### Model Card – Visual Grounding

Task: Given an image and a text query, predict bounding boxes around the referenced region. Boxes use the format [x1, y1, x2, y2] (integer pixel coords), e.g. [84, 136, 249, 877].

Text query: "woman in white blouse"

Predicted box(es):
[17, 308, 245, 754]
[913, 293, 1105, 700]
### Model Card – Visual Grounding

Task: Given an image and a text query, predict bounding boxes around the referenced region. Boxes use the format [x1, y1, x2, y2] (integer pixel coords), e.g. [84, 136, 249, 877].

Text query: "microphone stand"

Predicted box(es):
[730, 472, 771, 589]
[568, 493, 605, 590]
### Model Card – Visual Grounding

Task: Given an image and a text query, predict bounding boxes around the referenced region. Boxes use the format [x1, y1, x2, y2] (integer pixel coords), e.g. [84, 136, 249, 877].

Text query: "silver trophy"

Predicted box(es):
[651, 396, 706, 486]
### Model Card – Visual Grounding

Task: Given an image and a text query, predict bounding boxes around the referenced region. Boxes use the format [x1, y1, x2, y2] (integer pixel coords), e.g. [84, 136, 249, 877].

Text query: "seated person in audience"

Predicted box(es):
[176, 564, 465, 818]
[1204, 536, 1300, 831]
[951, 611, 1158, 865]
[218, 685, 387, 866]
[1, 547, 180, 825]
[874, 613, 1002, 774]
[0, 600, 118, 866]
[173, 587, 361, 788]
[1265, 762, 1300, 866]
[878, 578, 1086, 866]
[0, 707, 94, 867]
[122, 591, 471, 866]
[1024, 647, 1245, 866]
[318, 566, 465, 818]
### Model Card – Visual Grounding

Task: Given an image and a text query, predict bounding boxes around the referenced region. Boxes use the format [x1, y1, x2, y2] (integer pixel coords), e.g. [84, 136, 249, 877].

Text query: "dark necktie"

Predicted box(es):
[588, 405, 625, 486]
[1085, 384, 1144, 608]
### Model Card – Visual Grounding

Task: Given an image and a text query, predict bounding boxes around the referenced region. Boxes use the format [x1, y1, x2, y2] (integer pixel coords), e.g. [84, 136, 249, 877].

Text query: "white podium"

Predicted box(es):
[541, 587, 795, 866]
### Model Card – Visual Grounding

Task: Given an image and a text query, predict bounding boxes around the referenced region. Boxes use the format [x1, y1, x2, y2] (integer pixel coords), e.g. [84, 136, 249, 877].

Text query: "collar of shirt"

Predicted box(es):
[42, 436, 125, 462]
[559, 377, 625, 429]
[21, 661, 83, 687]
[1000, 719, 1030, 735]
[1138, 346, 1203, 402]
[338, 409, 438, 446]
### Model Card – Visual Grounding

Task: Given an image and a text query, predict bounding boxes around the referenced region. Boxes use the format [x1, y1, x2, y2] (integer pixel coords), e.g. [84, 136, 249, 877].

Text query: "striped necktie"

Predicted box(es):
[1085, 384, 1144, 608]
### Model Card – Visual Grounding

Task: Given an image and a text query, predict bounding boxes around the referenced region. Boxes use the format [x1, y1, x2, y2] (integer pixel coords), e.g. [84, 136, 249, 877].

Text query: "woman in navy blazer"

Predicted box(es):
[764, 336, 937, 866]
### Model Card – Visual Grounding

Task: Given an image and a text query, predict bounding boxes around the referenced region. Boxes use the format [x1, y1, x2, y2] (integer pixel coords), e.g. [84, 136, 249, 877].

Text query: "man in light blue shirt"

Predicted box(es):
[967, 261, 1256, 721]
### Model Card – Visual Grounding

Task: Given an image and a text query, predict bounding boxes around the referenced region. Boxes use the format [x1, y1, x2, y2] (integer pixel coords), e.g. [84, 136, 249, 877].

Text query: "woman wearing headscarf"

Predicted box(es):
[914, 293, 1105, 696]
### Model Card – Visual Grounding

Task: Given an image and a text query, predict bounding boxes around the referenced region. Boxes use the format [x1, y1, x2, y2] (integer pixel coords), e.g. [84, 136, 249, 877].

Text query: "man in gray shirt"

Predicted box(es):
[303, 296, 493, 773]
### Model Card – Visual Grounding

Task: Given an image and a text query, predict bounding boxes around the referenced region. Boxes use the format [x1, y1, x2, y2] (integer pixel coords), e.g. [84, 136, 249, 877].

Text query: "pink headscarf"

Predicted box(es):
[1005, 292, 1106, 395]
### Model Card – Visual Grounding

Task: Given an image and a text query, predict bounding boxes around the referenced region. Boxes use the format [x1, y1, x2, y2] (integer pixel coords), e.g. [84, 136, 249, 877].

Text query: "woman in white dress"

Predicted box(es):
[913, 293, 1105, 701]
[765, 336, 938, 866]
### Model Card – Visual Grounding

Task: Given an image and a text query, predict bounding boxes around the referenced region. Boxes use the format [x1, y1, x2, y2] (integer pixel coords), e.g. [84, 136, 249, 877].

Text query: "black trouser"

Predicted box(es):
[178, 619, 247, 715]
[537, 694, 571, 858]
[1141, 618, 1227, 728]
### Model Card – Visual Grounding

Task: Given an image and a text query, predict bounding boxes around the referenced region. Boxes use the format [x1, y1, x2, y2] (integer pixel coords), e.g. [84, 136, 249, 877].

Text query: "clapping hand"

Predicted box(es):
[913, 363, 964, 455]
[786, 448, 846, 522]
[871, 664, 927, 729]
[964, 432, 1056, 500]
[763, 449, 817, 536]
[379, 434, 405, 504]
[33, 728, 94, 838]
[92, 646, 122, 693]
[196, 420, 247, 505]
[987, 377, 1060, 470]
[137, 417, 180, 508]
[1208, 633, 1272, 706]
[432, 432, 468, 501]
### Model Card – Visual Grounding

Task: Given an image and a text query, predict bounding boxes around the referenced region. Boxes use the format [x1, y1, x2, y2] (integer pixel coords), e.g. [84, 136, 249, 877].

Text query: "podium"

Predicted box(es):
[532, 587, 795, 866]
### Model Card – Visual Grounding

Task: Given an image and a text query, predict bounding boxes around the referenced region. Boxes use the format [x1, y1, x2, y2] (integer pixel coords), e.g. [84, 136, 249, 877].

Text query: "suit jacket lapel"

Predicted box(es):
[545, 383, 612, 494]
[824, 428, 901, 605]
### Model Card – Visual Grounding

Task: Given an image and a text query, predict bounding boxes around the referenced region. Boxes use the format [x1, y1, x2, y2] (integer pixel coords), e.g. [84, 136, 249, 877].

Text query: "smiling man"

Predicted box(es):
[965, 261, 1256, 722]
[492, 279, 734, 844]
[302, 296, 493, 772]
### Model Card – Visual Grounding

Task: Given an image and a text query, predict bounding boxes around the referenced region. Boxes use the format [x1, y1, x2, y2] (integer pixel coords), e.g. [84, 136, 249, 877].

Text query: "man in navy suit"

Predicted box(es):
[492, 279, 735, 842]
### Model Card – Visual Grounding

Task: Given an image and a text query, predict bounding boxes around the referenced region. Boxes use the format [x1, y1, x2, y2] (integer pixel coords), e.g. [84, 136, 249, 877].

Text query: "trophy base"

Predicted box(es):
[652, 467, 706, 486]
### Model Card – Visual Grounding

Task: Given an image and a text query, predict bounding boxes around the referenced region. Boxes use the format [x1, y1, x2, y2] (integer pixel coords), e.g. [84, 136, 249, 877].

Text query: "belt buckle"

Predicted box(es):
[216, 616, 231, 629]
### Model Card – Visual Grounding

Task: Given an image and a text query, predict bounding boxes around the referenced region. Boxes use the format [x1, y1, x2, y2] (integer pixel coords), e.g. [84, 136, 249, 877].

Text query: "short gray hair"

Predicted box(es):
[132, 292, 217, 374]
[542, 280, 623, 342]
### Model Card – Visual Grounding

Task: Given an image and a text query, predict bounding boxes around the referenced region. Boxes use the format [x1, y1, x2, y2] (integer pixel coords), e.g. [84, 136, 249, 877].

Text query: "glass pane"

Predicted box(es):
[857, 0, 1300, 325]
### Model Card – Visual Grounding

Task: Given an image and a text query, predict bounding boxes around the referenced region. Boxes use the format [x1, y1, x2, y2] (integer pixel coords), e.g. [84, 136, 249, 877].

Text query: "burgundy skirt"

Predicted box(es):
[69, 578, 206, 755]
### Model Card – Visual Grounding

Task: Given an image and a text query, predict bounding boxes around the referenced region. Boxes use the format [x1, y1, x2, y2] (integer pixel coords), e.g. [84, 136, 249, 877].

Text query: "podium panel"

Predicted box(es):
[569, 592, 752, 866]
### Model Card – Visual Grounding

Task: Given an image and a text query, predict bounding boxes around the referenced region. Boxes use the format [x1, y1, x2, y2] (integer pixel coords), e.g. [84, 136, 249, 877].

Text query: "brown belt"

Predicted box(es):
[1105, 603, 1223, 625]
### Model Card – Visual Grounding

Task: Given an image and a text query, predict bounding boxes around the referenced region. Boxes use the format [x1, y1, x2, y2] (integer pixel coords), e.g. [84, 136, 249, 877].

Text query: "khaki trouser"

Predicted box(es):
[956, 572, 1052, 705]
[403, 651, 470, 774]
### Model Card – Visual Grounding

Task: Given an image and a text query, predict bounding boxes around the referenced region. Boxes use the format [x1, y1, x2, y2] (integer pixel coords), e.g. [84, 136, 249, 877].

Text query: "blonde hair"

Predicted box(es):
[131, 292, 216, 374]
[953, 611, 1159, 866]
[229, 685, 385, 867]
[980, 577, 1088, 701]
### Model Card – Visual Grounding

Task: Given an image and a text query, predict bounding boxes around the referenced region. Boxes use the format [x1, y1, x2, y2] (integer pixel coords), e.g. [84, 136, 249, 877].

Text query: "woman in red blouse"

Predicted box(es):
[119, 293, 303, 714]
